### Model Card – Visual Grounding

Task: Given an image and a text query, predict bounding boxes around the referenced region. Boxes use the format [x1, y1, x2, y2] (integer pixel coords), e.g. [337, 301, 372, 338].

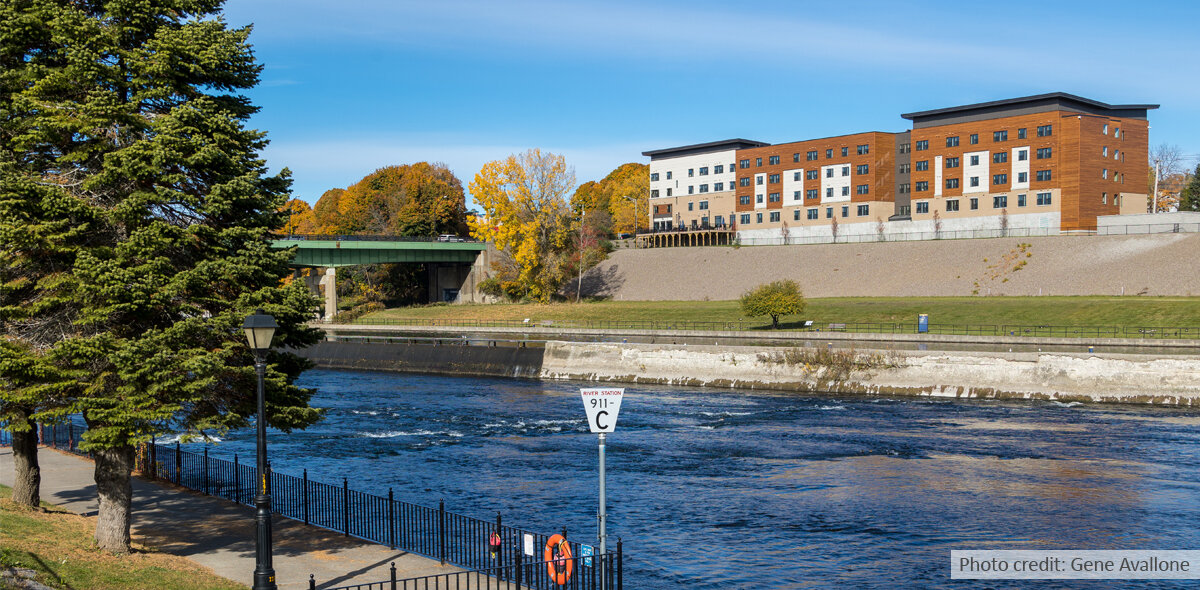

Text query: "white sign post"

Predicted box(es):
[580, 387, 623, 563]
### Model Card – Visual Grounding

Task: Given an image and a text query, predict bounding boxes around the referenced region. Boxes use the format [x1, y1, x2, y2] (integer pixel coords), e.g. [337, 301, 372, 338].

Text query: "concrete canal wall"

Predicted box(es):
[299, 340, 1200, 406]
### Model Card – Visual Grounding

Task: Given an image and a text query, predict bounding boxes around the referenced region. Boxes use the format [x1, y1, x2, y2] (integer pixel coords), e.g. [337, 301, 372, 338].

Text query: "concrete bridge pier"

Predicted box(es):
[318, 267, 337, 321]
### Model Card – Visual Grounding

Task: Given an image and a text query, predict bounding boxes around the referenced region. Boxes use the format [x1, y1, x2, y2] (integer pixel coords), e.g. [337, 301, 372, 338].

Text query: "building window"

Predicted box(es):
[841, 147, 849, 157]
[793, 191, 801, 200]
[856, 184, 869, 195]
[666, 171, 672, 179]
[1103, 124, 1109, 135]
[1036, 170, 1052, 182]
[699, 167, 708, 176]
[1102, 146, 1108, 157]
[915, 160, 929, 171]
[806, 170, 818, 180]
[1037, 147, 1052, 159]
[806, 189, 818, 199]
[650, 189, 659, 198]
[666, 188, 672, 196]
[1037, 124, 1053, 137]
[741, 214, 751, 224]
[793, 171, 801, 181]
[1101, 192, 1107, 204]
[1114, 149, 1120, 160]
[807, 208, 818, 220]
[826, 207, 833, 219]
[970, 176, 979, 187]
[1018, 149, 1028, 161]
[993, 195, 1007, 208]
[756, 157, 763, 167]
[794, 209, 801, 221]
[946, 136, 960, 147]
[793, 153, 801, 163]
[826, 149, 833, 159]
[857, 204, 869, 216]
[756, 176, 764, 185]
[1037, 192, 1052, 205]
[915, 140, 929, 151]
[993, 130, 1008, 142]
[714, 164, 724, 174]
[688, 168, 694, 177]
[714, 182, 724, 191]
[1018, 128, 1027, 139]
[739, 195, 751, 205]
[768, 155, 780, 165]
[946, 199, 959, 212]
[915, 181, 929, 192]
[899, 163, 910, 174]
[841, 166, 850, 177]
[1017, 172, 1027, 183]
[993, 174, 1007, 185]
[841, 186, 850, 196]
[1017, 194, 1026, 207]
[856, 164, 869, 175]
[899, 183, 910, 194]
[769, 173, 780, 184]
[945, 157, 959, 169]
[841, 206, 849, 217]
[970, 198, 979, 210]
[769, 211, 780, 222]
[740, 159, 750, 169]
[945, 178, 959, 189]
[899, 143, 911, 154]
[756, 213, 763, 223]
[970, 155, 980, 166]
[857, 144, 870, 155]
[1102, 169, 1108, 179]
[650, 173, 659, 181]
[1115, 127, 1121, 138]
[688, 185, 694, 194]
[993, 152, 1008, 164]
[699, 184, 709, 193]
[826, 187, 833, 198]
[807, 150, 819, 161]
[826, 168, 834, 178]
[688, 202, 694, 211]
[756, 194, 764, 203]
[769, 193, 781, 203]
[739, 177, 751, 187]
[969, 133, 979, 145]
[915, 202, 929, 214]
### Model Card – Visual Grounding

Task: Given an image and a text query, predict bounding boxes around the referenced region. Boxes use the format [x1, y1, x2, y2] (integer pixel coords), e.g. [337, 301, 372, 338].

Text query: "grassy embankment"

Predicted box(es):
[364, 296, 1200, 329]
[0, 484, 244, 590]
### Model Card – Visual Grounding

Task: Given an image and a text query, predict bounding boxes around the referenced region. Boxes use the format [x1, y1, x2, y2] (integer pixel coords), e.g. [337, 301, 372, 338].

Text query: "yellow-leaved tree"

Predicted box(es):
[469, 149, 576, 302]
[279, 198, 316, 234]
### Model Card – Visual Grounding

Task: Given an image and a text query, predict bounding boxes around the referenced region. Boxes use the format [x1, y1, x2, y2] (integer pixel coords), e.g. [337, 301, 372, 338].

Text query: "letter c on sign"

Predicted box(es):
[595, 410, 609, 430]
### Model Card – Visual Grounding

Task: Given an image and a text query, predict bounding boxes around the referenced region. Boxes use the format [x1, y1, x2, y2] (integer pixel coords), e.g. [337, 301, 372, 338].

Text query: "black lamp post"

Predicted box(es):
[243, 309, 278, 590]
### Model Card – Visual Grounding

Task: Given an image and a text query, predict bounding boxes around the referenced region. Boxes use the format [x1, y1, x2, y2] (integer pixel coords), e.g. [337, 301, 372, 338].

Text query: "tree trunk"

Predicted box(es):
[771, 315, 779, 329]
[93, 445, 134, 553]
[10, 408, 41, 508]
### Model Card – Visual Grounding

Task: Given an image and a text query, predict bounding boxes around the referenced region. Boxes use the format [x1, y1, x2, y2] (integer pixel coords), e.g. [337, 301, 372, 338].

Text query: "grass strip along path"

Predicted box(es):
[364, 296, 1200, 333]
[0, 484, 244, 590]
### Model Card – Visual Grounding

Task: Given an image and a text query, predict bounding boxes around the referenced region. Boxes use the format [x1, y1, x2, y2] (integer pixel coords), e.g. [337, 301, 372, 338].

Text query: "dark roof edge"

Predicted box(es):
[642, 138, 768, 158]
[900, 92, 1159, 120]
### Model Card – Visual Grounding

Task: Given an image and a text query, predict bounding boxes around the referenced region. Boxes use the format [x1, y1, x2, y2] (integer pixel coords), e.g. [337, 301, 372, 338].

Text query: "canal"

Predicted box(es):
[195, 369, 1200, 588]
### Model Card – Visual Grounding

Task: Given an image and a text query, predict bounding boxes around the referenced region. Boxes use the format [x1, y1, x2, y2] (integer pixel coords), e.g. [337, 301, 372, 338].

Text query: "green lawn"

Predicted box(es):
[0, 484, 245, 590]
[364, 297, 1200, 330]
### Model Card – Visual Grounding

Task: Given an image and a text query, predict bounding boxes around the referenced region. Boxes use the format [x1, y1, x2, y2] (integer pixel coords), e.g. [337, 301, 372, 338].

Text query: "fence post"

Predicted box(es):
[67, 423, 74, 451]
[234, 453, 240, 504]
[308, 574, 315, 590]
[617, 538, 623, 590]
[51, 423, 57, 448]
[303, 469, 309, 525]
[149, 437, 157, 480]
[388, 488, 395, 549]
[515, 548, 523, 588]
[342, 478, 349, 537]
[390, 562, 397, 590]
[438, 499, 447, 565]
[495, 512, 503, 577]
[203, 447, 209, 495]
[175, 443, 181, 485]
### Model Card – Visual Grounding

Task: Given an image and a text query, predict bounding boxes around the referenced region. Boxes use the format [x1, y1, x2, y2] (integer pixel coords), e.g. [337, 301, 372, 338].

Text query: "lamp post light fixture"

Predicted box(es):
[243, 309, 278, 590]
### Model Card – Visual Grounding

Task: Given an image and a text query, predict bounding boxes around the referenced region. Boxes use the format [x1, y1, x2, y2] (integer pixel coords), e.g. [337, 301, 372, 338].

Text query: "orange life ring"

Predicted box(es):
[543, 534, 573, 585]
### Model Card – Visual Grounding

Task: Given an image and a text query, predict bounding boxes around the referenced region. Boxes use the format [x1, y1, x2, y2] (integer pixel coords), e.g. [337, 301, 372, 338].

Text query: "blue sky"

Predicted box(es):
[221, 0, 1200, 209]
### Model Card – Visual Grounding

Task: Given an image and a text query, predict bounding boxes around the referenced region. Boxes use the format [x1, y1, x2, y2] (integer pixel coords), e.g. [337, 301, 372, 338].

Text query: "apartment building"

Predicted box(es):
[642, 93, 1156, 240]
[644, 139, 768, 231]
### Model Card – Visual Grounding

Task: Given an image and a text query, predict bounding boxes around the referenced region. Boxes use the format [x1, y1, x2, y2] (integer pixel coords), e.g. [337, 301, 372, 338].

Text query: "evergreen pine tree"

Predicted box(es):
[0, 0, 321, 552]
[1180, 164, 1200, 212]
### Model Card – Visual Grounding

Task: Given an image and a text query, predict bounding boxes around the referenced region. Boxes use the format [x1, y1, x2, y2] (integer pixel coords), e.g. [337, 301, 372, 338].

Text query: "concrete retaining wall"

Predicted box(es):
[301, 339, 1200, 406]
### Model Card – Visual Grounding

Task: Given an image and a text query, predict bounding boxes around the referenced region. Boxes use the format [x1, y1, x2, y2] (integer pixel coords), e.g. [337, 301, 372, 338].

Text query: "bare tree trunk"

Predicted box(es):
[93, 445, 134, 553]
[10, 408, 41, 508]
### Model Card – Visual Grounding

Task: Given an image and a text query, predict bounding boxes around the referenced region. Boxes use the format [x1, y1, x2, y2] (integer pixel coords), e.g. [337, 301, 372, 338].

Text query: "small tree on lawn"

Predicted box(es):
[740, 280, 806, 329]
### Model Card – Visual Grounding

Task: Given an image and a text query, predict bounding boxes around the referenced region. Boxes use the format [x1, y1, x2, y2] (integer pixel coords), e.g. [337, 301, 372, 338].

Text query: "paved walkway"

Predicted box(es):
[0, 447, 457, 589]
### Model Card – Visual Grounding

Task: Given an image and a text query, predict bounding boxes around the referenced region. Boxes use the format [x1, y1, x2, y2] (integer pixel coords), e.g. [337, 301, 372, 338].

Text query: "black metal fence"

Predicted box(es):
[315, 547, 622, 590]
[342, 316, 1200, 340]
[274, 234, 481, 244]
[3, 420, 623, 587]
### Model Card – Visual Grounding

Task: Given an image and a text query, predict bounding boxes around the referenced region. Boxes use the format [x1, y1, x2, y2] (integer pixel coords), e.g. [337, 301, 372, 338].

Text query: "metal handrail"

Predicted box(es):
[273, 234, 481, 243]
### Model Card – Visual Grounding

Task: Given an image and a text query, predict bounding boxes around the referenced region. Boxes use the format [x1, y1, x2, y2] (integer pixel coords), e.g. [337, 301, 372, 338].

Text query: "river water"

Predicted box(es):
[198, 369, 1200, 588]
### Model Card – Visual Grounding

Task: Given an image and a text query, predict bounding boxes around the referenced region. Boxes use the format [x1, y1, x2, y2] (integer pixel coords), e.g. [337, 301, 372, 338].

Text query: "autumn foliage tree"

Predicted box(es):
[740, 280, 806, 329]
[308, 163, 467, 236]
[570, 163, 649, 235]
[469, 149, 575, 302]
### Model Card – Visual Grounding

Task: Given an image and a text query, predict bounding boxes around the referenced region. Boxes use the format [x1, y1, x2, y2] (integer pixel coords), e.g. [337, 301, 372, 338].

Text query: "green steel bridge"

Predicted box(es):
[271, 234, 488, 268]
